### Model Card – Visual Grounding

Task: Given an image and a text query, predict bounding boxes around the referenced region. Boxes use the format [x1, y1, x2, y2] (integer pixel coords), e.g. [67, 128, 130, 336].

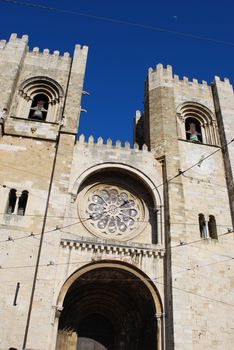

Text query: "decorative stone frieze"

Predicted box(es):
[60, 237, 165, 258]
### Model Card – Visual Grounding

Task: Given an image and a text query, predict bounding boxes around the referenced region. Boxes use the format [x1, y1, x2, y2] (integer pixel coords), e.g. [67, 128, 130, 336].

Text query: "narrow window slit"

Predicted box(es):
[208, 215, 218, 240]
[18, 190, 28, 216]
[199, 213, 208, 238]
[7, 189, 17, 214]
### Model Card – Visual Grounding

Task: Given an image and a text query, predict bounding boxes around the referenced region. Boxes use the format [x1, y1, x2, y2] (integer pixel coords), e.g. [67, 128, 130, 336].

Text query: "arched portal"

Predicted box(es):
[56, 263, 162, 350]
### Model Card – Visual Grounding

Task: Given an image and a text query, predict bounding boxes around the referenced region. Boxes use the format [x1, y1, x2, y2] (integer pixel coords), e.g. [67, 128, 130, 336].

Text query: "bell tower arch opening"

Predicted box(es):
[56, 264, 162, 350]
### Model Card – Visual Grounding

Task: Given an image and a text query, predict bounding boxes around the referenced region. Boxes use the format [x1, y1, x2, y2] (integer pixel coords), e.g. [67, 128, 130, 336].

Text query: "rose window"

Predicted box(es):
[84, 186, 143, 238]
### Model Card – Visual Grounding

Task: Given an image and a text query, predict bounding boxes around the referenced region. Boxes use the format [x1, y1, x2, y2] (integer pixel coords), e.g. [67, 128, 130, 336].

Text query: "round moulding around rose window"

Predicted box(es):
[77, 183, 148, 241]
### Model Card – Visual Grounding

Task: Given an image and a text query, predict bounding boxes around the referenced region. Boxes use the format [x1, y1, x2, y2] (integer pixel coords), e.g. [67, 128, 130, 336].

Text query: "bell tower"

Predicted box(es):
[140, 64, 234, 349]
[0, 33, 88, 139]
[0, 34, 88, 350]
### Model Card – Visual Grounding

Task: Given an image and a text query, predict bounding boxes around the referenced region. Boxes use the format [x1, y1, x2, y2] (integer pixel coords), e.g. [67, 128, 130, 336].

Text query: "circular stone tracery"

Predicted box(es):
[84, 186, 143, 239]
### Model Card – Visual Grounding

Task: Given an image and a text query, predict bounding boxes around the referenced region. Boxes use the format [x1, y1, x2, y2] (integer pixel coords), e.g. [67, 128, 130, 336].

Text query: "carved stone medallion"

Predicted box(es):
[78, 184, 147, 241]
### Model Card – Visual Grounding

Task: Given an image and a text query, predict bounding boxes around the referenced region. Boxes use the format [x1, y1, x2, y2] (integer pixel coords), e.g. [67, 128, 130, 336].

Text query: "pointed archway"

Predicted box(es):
[55, 263, 163, 350]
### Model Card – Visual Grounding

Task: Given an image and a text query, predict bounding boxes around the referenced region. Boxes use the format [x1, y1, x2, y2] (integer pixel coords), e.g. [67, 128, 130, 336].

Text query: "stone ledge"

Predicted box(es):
[178, 138, 221, 148]
[10, 115, 59, 125]
[60, 237, 165, 257]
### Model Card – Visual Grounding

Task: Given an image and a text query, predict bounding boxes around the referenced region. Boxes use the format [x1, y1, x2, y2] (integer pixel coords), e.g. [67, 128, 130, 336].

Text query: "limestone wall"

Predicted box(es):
[145, 64, 234, 349]
[14, 135, 166, 350]
[0, 34, 88, 350]
[64, 135, 163, 245]
[0, 136, 55, 349]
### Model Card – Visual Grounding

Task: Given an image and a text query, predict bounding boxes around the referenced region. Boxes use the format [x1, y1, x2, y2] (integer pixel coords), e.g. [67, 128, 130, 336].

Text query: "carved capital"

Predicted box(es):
[177, 113, 185, 122]
[55, 305, 63, 318]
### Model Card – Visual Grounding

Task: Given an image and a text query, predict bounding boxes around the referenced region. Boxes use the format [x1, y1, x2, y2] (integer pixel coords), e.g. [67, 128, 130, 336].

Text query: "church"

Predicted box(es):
[0, 33, 233, 350]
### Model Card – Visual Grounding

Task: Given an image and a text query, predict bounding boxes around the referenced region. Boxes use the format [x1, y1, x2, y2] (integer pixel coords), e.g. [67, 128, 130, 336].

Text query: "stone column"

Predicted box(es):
[12, 191, 21, 215]
[155, 313, 164, 350]
[56, 330, 77, 350]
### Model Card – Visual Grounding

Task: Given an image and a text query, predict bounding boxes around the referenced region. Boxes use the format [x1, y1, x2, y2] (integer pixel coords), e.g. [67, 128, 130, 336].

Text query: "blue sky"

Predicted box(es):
[0, 0, 234, 144]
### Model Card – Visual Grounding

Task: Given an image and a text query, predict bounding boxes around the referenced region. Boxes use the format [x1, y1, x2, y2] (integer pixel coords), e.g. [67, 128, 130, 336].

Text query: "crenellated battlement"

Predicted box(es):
[148, 63, 232, 92]
[148, 63, 211, 90]
[26, 43, 88, 72]
[76, 134, 149, 152]
[173, 73, 209, 88]
[148, 63, 173, 84]
[0, 33, 28, 52]
[27, 46, 72, 62]
[0, 40, 7, 50]
[0, 33, 88, 63]
[28, 44, 87, 61]
[8, 33, 29, 44]
[213, 75, 232, 87]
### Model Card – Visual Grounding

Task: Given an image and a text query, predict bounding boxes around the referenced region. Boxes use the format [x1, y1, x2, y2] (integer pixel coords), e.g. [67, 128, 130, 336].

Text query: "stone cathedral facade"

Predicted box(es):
[0, 33, 234, 350]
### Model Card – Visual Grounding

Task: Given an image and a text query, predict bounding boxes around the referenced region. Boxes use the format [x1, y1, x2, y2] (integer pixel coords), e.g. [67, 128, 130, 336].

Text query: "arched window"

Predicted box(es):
[177, 102, 219, 146]
[14, 76, 64, 123]
[208, 215, 218, 240]
[18, 190, 28, 216]
[198, 213, 207, 238]
[28, 93, 49, 120]
[7, 189, 17, 214]
[198, 213, 218, 240]
[6, 189, 28, 215]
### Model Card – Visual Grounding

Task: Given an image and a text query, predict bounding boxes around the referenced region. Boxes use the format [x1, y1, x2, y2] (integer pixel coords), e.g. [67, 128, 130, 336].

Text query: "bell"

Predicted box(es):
[32, 109, 43, 119]
[30, 100, 47, 120]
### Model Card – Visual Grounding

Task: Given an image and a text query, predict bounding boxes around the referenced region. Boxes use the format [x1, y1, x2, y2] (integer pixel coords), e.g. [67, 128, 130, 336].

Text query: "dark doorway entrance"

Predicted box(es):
[57, 266, 157, 350]
[78, 313, 114, 349]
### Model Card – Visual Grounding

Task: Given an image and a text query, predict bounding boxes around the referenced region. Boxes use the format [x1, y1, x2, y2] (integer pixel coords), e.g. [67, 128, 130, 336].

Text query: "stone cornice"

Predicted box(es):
[60, 237, 165, 258]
